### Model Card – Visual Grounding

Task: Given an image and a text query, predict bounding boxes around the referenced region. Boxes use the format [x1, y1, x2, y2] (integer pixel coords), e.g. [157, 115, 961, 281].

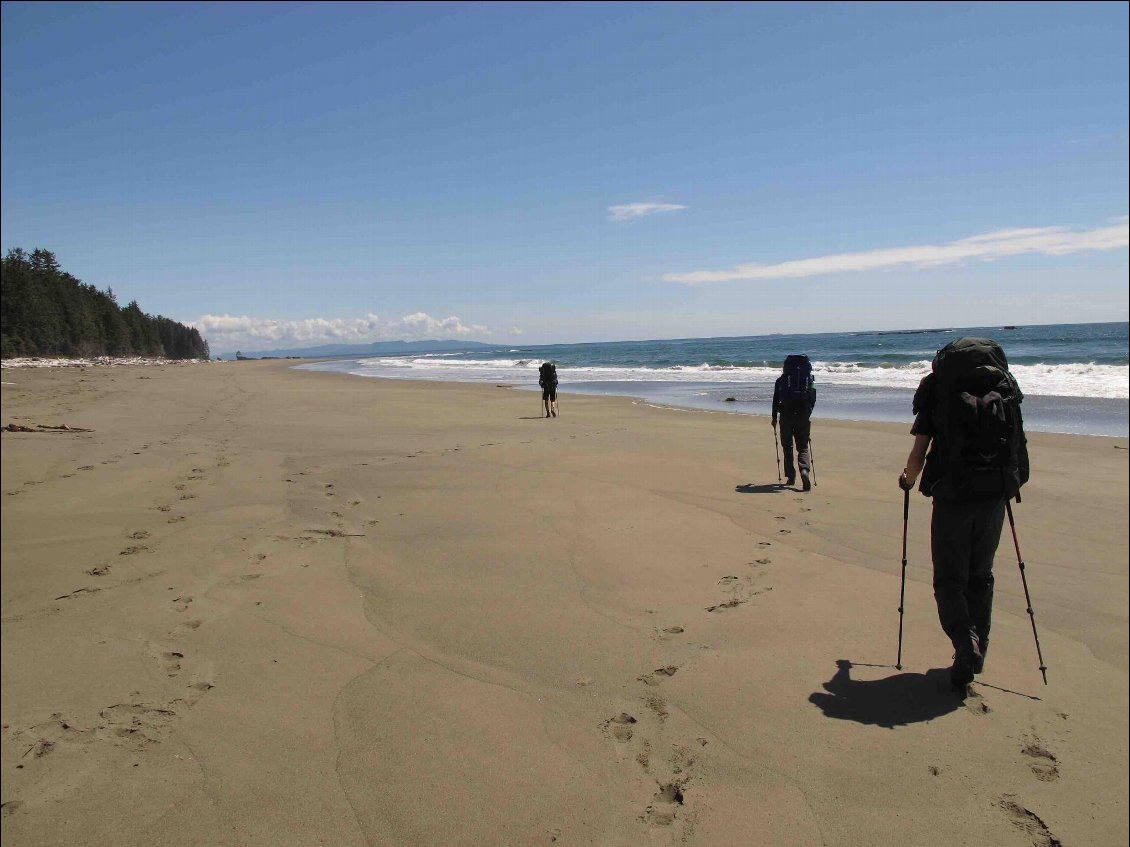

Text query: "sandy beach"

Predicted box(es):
[1, 360, 1126, 847]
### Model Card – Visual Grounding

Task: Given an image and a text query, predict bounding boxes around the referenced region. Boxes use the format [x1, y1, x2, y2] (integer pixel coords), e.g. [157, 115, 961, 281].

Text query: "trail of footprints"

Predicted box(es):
[597, 531, 781, 834]
[599, 496, 1065, 842]
[4, 449, 239, 770]
[15, 438, 1068, 842]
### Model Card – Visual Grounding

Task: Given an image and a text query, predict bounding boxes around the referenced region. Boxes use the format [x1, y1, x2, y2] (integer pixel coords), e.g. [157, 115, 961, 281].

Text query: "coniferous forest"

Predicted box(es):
[0, 248, 209, 360]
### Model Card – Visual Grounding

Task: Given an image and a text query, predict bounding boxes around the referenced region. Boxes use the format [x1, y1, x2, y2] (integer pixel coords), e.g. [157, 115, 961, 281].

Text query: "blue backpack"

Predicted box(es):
[780, 354, 814, 416]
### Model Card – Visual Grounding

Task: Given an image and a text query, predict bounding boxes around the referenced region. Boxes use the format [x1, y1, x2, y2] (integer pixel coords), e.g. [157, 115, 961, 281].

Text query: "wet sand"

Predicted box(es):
[2, 360, 1126, 846]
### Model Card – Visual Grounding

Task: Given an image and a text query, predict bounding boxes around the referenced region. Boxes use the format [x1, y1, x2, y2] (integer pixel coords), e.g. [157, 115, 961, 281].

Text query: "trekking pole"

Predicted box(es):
[1006, 500, 1048, 685]
[772, 422, 782, 483]
[896, 486, 909, 670]
[808, 435, 818, 486]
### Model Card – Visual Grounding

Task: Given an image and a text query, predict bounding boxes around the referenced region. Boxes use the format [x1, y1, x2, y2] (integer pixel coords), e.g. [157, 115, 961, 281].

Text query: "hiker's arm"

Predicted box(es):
[900, 434, 931, 489]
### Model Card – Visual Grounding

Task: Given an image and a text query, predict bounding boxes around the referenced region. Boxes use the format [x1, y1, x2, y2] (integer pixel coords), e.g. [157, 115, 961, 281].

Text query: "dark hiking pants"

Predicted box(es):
[779, 415, 811, 480]
[930, 498, 1006, 655]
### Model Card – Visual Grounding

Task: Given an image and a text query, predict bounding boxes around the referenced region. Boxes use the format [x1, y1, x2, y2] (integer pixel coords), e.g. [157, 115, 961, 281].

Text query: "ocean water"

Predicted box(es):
[298, 322, 1129, 437]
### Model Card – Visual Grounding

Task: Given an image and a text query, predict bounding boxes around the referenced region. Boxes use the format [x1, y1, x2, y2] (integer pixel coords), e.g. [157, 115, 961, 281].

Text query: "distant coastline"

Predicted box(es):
[298, 321, 1129, 437]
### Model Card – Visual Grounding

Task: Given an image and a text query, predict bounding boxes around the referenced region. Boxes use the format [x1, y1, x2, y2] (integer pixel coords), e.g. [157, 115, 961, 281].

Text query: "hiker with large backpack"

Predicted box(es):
[771, 354, 817, 490]
[539, 362, 559, 418]
[898, 337, 1031, 688]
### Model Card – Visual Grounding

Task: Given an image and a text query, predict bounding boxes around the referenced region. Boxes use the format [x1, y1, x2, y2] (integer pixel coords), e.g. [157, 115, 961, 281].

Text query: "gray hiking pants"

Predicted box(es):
[779, 415, 811, 480]
[931, 498, 1006, 655]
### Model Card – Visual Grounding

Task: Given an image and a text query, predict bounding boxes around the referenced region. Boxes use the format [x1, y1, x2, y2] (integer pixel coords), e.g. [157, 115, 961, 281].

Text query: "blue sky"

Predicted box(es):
[2, 2, 1127, 353]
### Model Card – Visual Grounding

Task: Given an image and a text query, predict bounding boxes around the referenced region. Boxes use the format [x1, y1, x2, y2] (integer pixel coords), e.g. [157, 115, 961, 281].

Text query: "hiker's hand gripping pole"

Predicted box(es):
[896, 485, 909, 670]
[1006, 500, 1048, 685]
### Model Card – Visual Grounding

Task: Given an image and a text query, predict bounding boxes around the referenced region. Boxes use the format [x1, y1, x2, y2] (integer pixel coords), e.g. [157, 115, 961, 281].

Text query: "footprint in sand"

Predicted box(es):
[603, 713, 637, 742]
[99, 703, 177, 750]
[86, 565, 111, 577]
[171, 595, 193, 612]
[963, 690, 991, 715]
[644, 782, 686, 828]
[754, 557, 772, 565]
[1022, 740, 1060, 781]
[757, 541, 772, 547]
[778, 529, 791, 535]
[637, 666, 680, 686]
[997, 795, 1062, 847]
[128, 530, 150, 540]
[705, 599, 745, 612]
[167, 515, 186, 524]
[160, 651, 184, 677]
[635, 740, 653, 770]
[120, 545, 149, 556]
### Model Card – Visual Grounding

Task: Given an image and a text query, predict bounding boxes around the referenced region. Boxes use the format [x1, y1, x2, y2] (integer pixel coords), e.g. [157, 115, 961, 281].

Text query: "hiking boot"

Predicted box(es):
[973, 639, 987, 675]
[801, 472, 812, 491]
[785, 475, 796, 487]
[950, 634, 982, 688]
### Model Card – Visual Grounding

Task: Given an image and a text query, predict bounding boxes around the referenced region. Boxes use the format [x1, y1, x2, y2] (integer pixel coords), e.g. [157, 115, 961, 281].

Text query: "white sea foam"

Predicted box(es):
[319, 356, 1128, 399]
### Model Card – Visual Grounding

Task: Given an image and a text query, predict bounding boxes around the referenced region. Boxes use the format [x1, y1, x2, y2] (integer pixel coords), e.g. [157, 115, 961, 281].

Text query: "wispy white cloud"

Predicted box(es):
[662, 219, 1130, 285]
[608, 202, 687, 222]
[196, 311, 488, 351]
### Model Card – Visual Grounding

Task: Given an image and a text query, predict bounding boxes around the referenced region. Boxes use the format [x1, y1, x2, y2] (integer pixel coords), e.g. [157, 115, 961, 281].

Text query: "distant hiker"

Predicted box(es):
[771, 354, 816, 490]
[539, 362, 559, 418]
[898, 337, 1029, 688]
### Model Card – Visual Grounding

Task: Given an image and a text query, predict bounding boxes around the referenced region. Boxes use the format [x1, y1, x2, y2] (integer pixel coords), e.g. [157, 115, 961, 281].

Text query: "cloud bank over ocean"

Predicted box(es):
[197, 311, 488, 351]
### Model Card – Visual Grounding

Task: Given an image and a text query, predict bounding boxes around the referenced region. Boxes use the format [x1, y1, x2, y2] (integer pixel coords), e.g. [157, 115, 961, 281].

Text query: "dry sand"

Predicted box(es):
[2, 360, 1126, 846]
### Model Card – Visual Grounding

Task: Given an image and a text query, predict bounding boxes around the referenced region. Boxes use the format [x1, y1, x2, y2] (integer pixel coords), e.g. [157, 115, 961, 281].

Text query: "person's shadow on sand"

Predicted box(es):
[735, 483, 789, 494]
[808, 659, 965, 728]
